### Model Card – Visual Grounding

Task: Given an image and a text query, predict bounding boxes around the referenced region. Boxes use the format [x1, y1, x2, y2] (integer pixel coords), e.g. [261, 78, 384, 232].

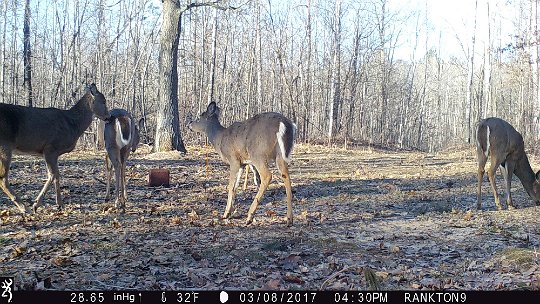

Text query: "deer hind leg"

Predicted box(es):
[111, 154, 124, 212]
[121, 161, 127, 203]
[0, 148, 26, 213]
[477, 146, 488, 210]
[223, 163, 242, 219]
[120, 152, 129, 209]
[276, 157, 293, 227]
[105, 155, 113, 202]
[246, 161, 271, 225]
[487, 156, 504, 211]
[33, 154, 61, 212]
[501, 161, 515, 210]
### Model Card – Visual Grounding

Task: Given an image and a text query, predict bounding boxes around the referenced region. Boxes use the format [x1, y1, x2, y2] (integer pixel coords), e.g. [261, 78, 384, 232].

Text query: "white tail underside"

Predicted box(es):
[115, 119, 131, 148]
[277, 122, 291, 163]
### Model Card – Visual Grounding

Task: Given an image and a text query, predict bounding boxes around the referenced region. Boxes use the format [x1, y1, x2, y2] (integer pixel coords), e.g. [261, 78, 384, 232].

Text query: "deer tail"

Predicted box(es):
[115, 116, 132, 148]
[476, 121, 490, 158]
[277, 121, 296, 163]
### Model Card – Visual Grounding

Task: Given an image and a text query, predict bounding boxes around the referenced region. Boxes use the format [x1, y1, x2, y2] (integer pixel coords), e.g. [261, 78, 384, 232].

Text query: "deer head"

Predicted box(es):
[87, 83, 110, 121]
[187, 102, 221, 134]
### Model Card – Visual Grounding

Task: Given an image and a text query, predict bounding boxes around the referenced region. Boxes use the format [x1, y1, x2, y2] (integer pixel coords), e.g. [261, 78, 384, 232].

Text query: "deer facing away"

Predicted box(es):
[476, 117, 540, 210]
[189, 102, 296, 226]
[0, 84, 110, 213]
[104, 109, 139, 211]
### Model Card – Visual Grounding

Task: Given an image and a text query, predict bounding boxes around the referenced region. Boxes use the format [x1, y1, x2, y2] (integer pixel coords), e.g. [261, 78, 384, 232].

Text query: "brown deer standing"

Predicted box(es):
[188, 102, 296, 226]
[476, 117, 540, 210]
[0, 83, 110, 213]
[104, 109, 139, 211]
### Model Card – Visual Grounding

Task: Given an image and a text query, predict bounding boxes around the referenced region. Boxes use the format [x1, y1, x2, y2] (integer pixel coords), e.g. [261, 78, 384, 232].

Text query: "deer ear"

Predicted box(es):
[87, 83, 98, 96]
[536, 170, 540, 181]
[207, 102, 218, 116]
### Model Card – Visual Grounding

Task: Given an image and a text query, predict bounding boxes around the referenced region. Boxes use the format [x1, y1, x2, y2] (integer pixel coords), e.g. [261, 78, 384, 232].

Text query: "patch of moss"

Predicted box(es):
[497, 247, 536, 269]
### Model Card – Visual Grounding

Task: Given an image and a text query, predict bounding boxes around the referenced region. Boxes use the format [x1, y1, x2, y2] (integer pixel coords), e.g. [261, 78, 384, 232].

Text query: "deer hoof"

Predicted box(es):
[245, 217, 254, 225]
[31, 203, 39, 214]
[507, 205, 516, 210]
[287, 219, 293, 227]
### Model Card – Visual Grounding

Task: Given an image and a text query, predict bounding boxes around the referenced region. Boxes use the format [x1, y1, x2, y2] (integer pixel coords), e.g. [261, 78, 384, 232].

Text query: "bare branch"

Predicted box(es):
[173, 0, 246, 14]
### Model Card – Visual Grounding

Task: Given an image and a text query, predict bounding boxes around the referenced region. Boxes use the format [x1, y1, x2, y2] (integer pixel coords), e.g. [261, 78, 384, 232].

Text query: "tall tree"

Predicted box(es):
[465, 0, 478, 144]
[155, 0, 187, 152]
[23, 0, 33, 107]
[328, 0, 342, 143]
[155, 0, 235, 152]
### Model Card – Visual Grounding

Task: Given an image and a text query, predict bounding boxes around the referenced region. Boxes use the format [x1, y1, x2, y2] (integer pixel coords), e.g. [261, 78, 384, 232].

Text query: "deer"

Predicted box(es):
[0, 83, 110, 213]
[476, 117, 540, 210]
[103, 109, 139, 211]
[188, 101, 296, 226]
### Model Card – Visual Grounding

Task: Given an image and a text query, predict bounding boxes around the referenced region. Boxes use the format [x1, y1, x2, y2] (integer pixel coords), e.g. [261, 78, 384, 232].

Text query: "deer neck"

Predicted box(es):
[206, 118, 226, 147]
[514, 153, 537, 196]
[68, 93, 95, 135]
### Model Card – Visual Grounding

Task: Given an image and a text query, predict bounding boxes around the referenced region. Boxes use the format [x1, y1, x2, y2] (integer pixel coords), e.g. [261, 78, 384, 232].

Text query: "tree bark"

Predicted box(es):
[328, 0, 342, 143]
[155, 0, 187, 152]
[465, 0, 478, 144]
[23, 0, 33, 107]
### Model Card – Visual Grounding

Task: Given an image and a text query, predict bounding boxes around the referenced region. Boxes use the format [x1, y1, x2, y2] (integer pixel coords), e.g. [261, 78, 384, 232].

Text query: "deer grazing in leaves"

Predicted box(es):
[0, 84, 110, 213]
[476, 117, 540, 210]
[104, 109, 139, 211]
[189, 102, 296, 226]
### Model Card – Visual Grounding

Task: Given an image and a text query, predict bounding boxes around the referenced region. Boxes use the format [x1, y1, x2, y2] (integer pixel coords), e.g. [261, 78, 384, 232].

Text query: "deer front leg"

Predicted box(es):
[246, 162, 271, 225]
[113, 160, 123, 211]
[242, 164, 249, 191]
[33, 154, 61, 212]
[223, 164, 242, 219]
[487, 162, 503, 211]
[105, 155, 113, 202]
[501, 162, 515, 210]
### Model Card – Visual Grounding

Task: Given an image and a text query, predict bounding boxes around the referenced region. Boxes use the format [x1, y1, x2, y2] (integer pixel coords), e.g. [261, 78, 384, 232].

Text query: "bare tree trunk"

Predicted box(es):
[207, 8, 218, 104]
[465, 0, 478, 144]
[482, 1, 492, 118]
[155, 0, 187, 152]
[328, 0, 342, 143]
[256, 0, 263, 112]
[0, 0, 6, 102]
[23, 0, 33, 107]
[530, 0, 539, 119]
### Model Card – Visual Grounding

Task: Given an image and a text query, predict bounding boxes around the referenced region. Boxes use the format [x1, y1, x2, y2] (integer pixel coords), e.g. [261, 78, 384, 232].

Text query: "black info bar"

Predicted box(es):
[0, 290, 538, 304]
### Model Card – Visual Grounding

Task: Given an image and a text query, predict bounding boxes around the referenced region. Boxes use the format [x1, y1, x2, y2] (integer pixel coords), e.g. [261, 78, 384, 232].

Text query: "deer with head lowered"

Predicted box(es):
[0, 83, 110, 213]
[104, 109, 140, 211]
[188, 102, 296, 226]
[476, 117, 540, 210]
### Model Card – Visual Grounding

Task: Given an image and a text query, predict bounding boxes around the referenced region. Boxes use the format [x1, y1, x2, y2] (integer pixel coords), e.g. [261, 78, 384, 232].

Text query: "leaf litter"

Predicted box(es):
[0, 144, 539, 290]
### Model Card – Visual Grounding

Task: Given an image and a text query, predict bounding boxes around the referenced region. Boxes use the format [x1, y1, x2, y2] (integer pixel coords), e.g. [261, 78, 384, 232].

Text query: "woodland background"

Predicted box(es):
[2, 0, 540, 152]
[1, 0, 540, 291]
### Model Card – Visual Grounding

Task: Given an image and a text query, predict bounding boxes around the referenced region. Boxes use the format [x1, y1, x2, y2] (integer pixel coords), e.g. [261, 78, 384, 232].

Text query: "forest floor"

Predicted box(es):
[0, 143, 539, 291]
